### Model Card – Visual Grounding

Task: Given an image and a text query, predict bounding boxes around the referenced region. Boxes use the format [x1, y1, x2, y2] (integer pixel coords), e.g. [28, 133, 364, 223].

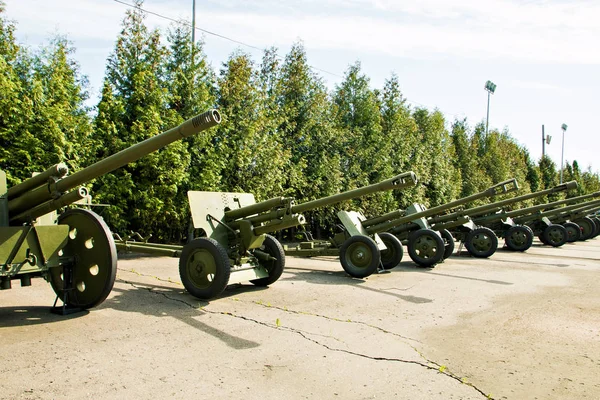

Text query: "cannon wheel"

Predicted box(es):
[562, 222, 582, 243]
[464, 227, 498, 258]
[49, 208, 117, 309]
[439, 229, 455, 259]
[592, 217, 600, 238]
[339, 235, 380, 278]
[542, 224, 567, 247]
[407, 229, 444, 268]
[573, 217, 595, 241]
[179, 238, 231, 299]
[379, 232, 403, 270]
[250, 234, 285, 286]
[504, 225, 533, 252]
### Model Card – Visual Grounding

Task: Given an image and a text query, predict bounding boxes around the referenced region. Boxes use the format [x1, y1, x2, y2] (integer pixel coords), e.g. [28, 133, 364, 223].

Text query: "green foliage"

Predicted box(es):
[215, 51, 288, 198]
[90, 3, 191, 241]
[3, 1, 600, 241]
[0, 5, 90, 186]
[538, 155, 561, 203]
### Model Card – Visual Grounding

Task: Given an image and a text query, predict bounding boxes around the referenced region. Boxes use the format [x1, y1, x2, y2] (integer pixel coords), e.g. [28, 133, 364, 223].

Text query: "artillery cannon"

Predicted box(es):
[373, 179, 518, 264]
[115, 172, 418, 298]
[473, 188, 600, 247]
[515, 197, 600, 243]
[432, 181, 578, 251]
[0, 110, 221, 312]
[286, 179, 517, 269]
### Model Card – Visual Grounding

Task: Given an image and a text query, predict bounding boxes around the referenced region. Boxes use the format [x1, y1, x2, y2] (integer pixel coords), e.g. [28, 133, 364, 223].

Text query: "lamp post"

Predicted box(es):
[542, 125, 551, 158]
[560, 123, 568, 183]
[484, 80, 497, 135]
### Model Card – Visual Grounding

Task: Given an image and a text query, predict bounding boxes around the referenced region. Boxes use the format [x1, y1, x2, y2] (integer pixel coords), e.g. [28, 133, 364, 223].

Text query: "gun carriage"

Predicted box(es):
[0, 110, 221, 311]
[115, 172, 418, 297]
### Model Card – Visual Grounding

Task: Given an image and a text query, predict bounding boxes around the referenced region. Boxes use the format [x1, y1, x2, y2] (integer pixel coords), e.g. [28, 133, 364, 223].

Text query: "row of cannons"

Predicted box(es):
[1, 110, 599, 313]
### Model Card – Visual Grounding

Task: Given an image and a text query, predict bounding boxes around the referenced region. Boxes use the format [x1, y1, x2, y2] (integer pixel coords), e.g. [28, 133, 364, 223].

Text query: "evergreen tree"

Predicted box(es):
[538, 155, 560, 203]
[0, 2, 31, 185]
[412, 108, 459, 206]
[332, 62, 394, 216]
[380, 74, 420, 207]
[215, 50, 288, 198]
[91, 3, 191, 241]
[32, 37, 92, 171]
[275, 43, 343, 236]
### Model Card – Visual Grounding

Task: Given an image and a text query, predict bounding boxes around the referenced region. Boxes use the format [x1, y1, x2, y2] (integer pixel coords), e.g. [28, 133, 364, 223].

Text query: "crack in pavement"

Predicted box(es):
[116, 277, 493, 399]
[246, 299, 422, 343]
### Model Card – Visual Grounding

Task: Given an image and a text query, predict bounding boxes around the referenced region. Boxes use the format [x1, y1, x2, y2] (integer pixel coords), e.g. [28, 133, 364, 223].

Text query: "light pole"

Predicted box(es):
[560, 123, 568, 183]
[484, 80, 497, 135]
[542, 124, 551, 158]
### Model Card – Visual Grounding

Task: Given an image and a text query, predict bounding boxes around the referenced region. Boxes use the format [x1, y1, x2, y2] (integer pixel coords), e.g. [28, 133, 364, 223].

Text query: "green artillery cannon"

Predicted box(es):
[286, 179, 517, 269]
[473, 189, 600, 248]
[373, 179, 518, 264]
[516, 197, 600, 243]
[546, 200, 600, 240]
[0, 110, 221, 312]
[115, 172, 417, 298]
[431, 181, 578, 252]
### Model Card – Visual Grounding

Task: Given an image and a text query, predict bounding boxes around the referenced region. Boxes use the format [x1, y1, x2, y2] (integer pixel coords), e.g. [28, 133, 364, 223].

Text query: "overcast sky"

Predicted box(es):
[4, 0, 599, 173]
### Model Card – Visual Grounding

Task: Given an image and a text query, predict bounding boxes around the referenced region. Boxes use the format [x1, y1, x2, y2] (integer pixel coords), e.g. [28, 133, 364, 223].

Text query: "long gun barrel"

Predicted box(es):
[7, 110, 221, 218]
[517, 198, 600, 224]
[362, 178, 518, 233]
[224, 171, 418, 229]
[430, 181, 578, 224]
[475, 190, 600, 226]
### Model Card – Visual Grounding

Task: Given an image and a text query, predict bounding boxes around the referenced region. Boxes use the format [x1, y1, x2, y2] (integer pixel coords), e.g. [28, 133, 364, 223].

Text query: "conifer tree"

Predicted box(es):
[215, 51, 288, 198]
[91, 3, 191, 241]
[332, 62, 394, 216]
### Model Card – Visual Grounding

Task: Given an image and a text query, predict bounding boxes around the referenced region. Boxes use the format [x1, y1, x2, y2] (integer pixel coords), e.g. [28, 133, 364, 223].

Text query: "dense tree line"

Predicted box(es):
[1, 1, 598, 241]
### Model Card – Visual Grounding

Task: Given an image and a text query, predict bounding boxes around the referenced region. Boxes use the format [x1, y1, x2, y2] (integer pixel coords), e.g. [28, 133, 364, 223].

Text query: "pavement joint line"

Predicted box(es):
[116, 278, 493, 400]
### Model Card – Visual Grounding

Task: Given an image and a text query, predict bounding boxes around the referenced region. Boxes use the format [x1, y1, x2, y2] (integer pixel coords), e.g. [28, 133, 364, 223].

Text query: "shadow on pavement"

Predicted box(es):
[103, 281, 261, 350]
[282, 266, 433, 304]
[0, 306, 89, 328]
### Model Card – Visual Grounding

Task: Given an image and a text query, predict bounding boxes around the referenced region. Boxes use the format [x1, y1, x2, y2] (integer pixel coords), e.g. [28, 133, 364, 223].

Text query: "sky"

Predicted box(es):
[4, 0, 599, 174]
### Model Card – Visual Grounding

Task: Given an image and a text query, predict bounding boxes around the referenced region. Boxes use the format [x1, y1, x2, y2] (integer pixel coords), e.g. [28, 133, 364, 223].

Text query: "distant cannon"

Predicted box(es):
[515, 197, 600, 243]
[431, 181, 578, 251]
[115, 172, 418, 298]
[0, 110, 221, 312]
[286, 179, 518, 268]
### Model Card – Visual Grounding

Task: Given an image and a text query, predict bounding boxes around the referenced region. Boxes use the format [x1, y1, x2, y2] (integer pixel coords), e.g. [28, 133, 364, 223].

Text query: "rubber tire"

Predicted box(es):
[51, 208, 117, 309]
[379, 232, 404, 270]
[562, 222, 581, 243]
[179, 238, 231, 299]
[407, 229, 445, 268]
[542, 224, 567, 247]
[339, 235, 380, 278]
[573, 217, 595, 241]
[465, 227, 498, 258]
[504, 225, 533, 252]
[439, 229, 455, 259]
[592, 217, 600, 238]
[250, 234, 285, 286]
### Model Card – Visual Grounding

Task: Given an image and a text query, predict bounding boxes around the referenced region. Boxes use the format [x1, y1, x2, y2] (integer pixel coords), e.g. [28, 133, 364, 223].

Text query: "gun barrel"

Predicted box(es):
[364, 178, 518, 234]
[8, 110, 221, 217]
[519, 198, 600, 223]
[431, 180, 579, 225]
[9, 187, 88, 224]
[7, 163, 69, 201]
[224, 197, 292, 221]
[504, 190, 600, 221]
[292, 171, 418, 214]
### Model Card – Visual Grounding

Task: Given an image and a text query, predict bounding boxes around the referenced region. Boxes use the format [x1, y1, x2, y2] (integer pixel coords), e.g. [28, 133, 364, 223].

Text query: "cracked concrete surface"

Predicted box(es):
[1, 238, 599, 399]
